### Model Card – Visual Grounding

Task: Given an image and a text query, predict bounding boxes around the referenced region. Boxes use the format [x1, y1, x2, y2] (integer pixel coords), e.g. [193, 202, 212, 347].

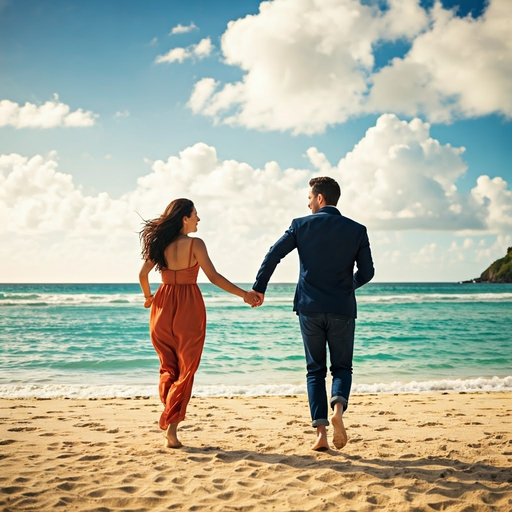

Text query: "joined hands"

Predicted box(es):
[244, 290, 265, 308]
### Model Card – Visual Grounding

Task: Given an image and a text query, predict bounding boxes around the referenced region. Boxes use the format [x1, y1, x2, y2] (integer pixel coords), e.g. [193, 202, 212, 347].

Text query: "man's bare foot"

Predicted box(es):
[312, 426, 330, 451]
[164, 423, 182, 448]
[331, 414, 347, 449]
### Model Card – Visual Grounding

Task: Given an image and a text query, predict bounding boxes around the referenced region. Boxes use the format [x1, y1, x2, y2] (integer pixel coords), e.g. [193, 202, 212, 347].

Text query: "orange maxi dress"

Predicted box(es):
[149, 239, 206, 430]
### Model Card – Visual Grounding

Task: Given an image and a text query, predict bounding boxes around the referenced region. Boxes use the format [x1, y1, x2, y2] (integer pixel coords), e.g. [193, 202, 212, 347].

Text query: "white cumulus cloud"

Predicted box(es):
[1, 114, 510, 281]
[189, 0, 512, 134]
[369, 0, 512, 121]
[156, 37, 213, 64]
[170, 22, 198, 35]
[0, 153, 132, 236]
[0, 94, 98, 129]
[306, 114, 511, 233]
[1, 115, 509, 240]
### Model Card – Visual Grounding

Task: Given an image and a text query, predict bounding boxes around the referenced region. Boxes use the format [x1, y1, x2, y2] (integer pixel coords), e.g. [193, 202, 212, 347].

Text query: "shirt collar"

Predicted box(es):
[316, 205, 341, 216]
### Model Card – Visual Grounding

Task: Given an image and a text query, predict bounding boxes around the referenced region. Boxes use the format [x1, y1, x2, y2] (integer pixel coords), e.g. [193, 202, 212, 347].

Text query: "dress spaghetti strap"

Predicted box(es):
[188, 238, 195, 268]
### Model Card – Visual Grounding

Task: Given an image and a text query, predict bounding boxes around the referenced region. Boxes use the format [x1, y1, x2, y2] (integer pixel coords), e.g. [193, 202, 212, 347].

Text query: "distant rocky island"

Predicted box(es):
[460, 247, 512, 283]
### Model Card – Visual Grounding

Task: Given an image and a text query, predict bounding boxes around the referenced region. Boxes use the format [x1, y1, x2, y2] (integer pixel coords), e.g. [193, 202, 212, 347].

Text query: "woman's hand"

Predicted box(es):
[144, 295, 154, 308]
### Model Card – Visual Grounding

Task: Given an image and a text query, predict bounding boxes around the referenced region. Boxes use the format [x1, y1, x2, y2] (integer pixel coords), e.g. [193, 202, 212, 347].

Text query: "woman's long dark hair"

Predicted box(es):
[139, 198, 195, 270]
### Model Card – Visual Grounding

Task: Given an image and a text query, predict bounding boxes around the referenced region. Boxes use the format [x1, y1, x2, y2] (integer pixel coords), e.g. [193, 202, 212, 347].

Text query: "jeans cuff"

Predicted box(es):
[330, 395, 348, 411]
[312, 418, 329, 428]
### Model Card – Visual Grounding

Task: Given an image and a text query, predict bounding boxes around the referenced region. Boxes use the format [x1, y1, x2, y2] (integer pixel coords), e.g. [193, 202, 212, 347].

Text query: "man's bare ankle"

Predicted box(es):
[333, 403, 344, 417]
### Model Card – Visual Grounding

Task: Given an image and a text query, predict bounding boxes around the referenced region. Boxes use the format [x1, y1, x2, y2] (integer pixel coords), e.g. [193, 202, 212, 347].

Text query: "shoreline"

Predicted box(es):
[1, 391, 511, 511]
[1, 374, 511, 400]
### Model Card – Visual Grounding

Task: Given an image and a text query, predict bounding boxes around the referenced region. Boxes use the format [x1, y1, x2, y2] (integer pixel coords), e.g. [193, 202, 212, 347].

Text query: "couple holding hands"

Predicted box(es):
[139, 177, 374, 451]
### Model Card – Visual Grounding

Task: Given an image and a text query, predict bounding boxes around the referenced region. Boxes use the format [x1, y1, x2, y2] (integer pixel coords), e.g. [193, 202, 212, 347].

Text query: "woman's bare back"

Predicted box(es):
[163, 237, 197, 270]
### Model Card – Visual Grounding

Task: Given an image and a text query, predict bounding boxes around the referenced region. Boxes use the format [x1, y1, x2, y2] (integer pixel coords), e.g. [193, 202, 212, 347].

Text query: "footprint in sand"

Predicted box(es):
[77, 455, 104, 461]
[0, 439, 17, 445]
[188, 456, 212, 463]
[117, 486, 137, 494]
[153, 465, 169, 471]
[56, 482, 78, 492]
[73, 422, 103, 428]
[1, 486, 25, 495]
[237, 480, 257, 489]
[87, 489, 108, 498]
[217, 491, 234, 500]
[7, 426, 38, 432]
[152, 489, 170, 497]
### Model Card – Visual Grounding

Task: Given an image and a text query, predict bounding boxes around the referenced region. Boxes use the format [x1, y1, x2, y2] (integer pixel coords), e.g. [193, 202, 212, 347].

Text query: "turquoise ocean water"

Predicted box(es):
[0, 282, 511, 398]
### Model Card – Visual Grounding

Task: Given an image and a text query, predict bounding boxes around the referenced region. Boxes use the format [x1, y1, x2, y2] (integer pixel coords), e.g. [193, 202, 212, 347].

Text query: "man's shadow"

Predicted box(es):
[179, 445, 511, 489]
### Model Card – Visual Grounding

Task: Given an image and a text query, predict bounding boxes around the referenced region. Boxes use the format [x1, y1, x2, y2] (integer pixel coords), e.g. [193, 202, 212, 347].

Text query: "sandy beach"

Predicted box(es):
[1, 391, 511, 511]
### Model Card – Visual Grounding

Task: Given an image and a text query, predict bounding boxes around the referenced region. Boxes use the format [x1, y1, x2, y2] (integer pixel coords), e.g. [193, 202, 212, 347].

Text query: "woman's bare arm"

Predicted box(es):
[193, 238, 260, 305]
[139, 259, 156, 308]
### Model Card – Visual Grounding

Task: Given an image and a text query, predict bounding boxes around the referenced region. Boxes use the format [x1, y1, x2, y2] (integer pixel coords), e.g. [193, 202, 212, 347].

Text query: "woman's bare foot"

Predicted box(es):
[331, 409, 347, 449]
[312, 425, 330, 451]
[164, 423, 182, 448]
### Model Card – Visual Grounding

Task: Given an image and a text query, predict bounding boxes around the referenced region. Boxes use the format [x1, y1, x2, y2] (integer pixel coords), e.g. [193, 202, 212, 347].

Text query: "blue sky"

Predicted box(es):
[0, 0, 510, 283]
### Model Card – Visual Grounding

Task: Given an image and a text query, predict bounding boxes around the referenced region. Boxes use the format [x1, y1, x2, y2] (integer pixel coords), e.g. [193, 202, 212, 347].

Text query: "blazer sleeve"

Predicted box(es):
[253, 223, 297, 294]
[353, 228, 375, 290]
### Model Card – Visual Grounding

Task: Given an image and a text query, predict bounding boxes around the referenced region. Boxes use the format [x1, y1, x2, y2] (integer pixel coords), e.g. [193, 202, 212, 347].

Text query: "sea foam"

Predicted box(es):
[2, 291, 512, 307]
[1, 376, 510, 399]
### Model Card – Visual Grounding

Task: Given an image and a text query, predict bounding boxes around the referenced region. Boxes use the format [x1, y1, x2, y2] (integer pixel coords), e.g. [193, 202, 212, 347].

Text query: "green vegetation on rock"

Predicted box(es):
[480, 247, 512, 283]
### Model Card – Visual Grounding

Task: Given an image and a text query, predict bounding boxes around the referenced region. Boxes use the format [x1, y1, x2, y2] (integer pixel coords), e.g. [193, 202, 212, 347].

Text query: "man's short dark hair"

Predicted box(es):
[309, 177, 341, 206]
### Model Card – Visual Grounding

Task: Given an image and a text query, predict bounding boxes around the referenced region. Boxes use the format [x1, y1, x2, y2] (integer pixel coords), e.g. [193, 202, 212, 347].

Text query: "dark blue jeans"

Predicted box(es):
[298, 312, 355, 427]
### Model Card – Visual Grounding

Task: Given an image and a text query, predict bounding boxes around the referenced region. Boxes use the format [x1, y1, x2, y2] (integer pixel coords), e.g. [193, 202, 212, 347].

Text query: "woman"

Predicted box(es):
[139, 198, 259, 448]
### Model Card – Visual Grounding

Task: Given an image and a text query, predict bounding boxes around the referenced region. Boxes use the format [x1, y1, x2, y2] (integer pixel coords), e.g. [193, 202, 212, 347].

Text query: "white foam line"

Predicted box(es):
[0, 376, 510, 399]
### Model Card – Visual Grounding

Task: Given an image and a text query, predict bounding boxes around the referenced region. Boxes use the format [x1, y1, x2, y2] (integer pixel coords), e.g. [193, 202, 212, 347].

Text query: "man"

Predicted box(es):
[252, 177, 374, 451]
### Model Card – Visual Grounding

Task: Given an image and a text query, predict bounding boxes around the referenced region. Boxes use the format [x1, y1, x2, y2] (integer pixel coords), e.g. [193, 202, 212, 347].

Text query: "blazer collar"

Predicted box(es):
[316, 205, 341, 216]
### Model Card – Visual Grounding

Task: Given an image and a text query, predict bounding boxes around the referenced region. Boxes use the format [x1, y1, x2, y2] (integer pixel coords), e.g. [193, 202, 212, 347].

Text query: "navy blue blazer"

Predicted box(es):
[253, 206, 374, 318]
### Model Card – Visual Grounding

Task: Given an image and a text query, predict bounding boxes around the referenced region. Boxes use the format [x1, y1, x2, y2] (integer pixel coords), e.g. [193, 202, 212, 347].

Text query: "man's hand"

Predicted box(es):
[250, 290, 264, 308]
